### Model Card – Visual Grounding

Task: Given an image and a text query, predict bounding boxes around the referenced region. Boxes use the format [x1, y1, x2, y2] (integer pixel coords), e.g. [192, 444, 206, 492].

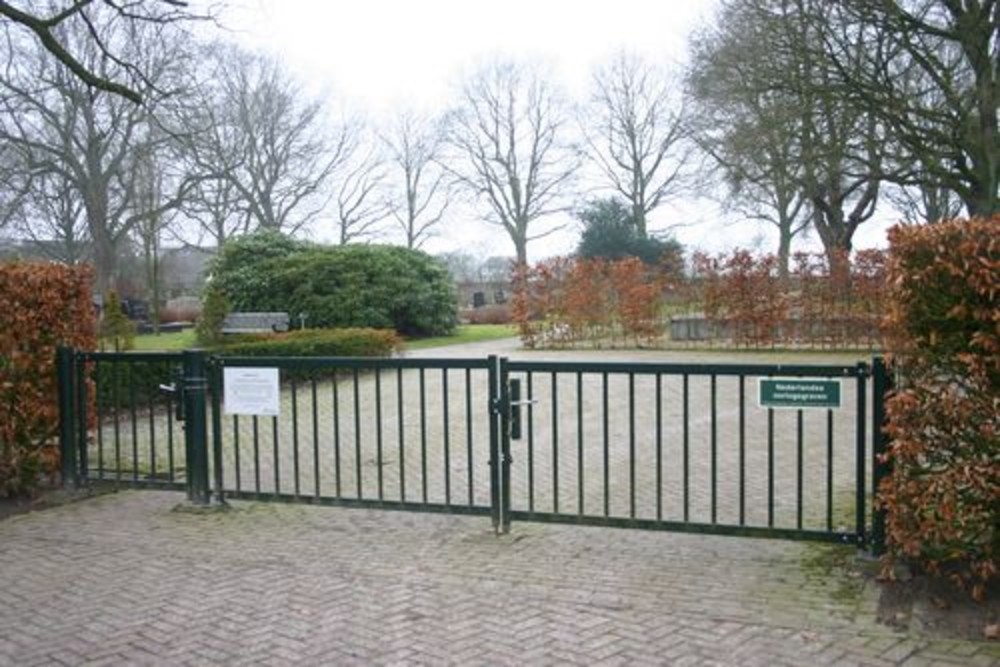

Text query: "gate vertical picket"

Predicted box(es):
[183, 350, 210, 505]
[488, 355, 502, 532]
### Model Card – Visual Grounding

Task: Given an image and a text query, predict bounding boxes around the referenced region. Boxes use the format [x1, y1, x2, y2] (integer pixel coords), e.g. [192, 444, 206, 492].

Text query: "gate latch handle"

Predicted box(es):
[508, 379, 536, 441]
[158, 370, 186, 421]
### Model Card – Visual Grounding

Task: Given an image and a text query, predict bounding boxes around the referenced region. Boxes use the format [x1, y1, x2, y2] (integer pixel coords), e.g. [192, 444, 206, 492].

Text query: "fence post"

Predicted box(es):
[499, 357, 512, 534]
[871, 356, 890, 557]
[56, 346, 78, 488]
[208, 358, 227, 506]
[854, 361, 868, 550]
[183, 349, 210, 505]
[487, 355, 500, 532]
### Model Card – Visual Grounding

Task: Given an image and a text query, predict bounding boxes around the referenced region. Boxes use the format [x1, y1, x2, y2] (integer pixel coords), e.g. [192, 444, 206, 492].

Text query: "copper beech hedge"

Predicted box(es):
[512, 250, 886, 349]
[512, 257, 668, 348]
[879, 216, 999, 600]
[691, 248, 886, 348]
[0, 262, 96, 497]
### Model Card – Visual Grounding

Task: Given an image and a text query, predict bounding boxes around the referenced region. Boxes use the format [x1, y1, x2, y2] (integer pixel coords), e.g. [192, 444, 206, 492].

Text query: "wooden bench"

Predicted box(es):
[221, 312, 290, 335]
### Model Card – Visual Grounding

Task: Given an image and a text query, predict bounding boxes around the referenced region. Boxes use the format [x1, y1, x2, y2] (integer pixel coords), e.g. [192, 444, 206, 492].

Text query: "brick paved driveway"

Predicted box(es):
[1, 491, 996, 666]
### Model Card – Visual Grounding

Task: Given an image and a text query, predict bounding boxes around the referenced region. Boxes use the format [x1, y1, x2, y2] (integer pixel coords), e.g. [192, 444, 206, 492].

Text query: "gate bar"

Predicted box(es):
[488, 355, 501, 532]
[183, 350, 210, 505]
[871, 356, 890, 556]
[57, 347, 77, 488]
[855, 361, 869, 548]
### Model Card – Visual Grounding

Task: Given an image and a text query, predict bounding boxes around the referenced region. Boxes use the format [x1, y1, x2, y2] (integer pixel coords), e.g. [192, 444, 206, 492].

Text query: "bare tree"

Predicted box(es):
[0, 0, 212, 104]
[688, 15, 811, 278]
[10, 170, 89, 264]
[690, 0, 887, 270]
[822, 1, 998, 217]
[0, 16, 195, 294]
[331, 128, 387, 244]
[381, 111, 450, 249]
[0, 140, 34, 232]
[887, 182, 964, 225]
[181, 45, 352, 238]
[445, 59, 577, 266]
[583, 52, 690, 238]
[174, 45, 257, 247]
[788, 0, 884, 265]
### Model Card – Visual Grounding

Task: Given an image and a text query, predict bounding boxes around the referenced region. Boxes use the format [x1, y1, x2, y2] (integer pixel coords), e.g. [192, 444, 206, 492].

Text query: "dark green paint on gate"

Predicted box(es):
[56, 347, 890, 555]
[759, 378, 841, 409]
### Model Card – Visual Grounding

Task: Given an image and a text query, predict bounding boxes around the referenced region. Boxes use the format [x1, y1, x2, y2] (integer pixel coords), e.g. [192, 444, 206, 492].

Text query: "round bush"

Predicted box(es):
[209, 230, 309, 312]
[210, 233, 458, 337]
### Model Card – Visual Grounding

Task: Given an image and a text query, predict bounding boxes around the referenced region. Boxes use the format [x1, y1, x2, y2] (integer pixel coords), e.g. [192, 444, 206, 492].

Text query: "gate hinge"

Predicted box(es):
[490, 397, 504, 416]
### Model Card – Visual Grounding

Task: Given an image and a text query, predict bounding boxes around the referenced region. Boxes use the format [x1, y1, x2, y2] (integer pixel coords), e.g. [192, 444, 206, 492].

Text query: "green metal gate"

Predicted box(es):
[57, 348, 889, 552]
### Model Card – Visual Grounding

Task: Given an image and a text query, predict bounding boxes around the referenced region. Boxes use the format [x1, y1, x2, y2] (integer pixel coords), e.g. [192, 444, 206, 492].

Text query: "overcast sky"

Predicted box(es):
[218, 0, 895, 261]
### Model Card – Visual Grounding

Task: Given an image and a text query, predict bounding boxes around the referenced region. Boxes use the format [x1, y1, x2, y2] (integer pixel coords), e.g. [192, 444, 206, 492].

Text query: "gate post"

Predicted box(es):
[499, 357, 512, 534]
[854, 361, 868, 550]
[208, 358, 227, 506]
[488, 355, 501, 533]
[870, 356, 891, 557]
[56, 346, 78, 488]
[183, 349, 211, 505]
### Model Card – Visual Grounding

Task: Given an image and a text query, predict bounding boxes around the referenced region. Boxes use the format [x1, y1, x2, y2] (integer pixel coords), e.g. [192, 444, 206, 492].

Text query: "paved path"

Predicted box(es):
[1, 491, 996, 666]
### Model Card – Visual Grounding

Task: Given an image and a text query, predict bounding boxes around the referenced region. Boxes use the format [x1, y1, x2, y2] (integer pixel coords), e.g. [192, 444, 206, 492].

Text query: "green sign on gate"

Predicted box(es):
[758, 378, 841, 409]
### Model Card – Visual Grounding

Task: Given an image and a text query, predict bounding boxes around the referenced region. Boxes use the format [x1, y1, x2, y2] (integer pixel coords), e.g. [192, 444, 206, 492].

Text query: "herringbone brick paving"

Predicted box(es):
[0, 491, 995, 665]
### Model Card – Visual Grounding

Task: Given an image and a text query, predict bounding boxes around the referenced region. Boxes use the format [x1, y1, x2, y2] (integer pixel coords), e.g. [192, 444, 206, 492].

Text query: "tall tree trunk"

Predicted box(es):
[85, 194, 116, 297]
[632, 200, 647, 239]
[777, 224, 792, 282]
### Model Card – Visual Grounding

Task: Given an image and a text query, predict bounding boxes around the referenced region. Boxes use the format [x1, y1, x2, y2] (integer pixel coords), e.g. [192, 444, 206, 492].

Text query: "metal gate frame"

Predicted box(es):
[57, 348, 890, 553]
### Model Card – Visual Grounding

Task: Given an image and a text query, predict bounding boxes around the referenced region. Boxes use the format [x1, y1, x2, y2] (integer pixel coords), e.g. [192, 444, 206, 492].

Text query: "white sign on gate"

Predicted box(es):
[223, 367, 280, 416]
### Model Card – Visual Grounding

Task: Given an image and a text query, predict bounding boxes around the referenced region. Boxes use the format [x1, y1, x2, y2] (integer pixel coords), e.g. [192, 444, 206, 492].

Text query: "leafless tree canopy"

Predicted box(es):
[381, 111, 451, 249]
[0, 13, 195, 293]
[180, 45, 353, 240]
[331, 122, 387, 245]
[445, 60, 577, 265]
[688, 0, 886, 266]
[0, 0, 212, 104]
[687, 3, 812, 276]
[583, 52, 690, 238]
[821, 0, 998, 216]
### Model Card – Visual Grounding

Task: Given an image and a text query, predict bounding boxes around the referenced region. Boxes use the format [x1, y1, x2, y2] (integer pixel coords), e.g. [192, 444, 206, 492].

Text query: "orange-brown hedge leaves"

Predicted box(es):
[512, 257, 668, 348]
[0, 262, 97, 497]
[879, 215, 999, 600]
[693, 249, 886, 348]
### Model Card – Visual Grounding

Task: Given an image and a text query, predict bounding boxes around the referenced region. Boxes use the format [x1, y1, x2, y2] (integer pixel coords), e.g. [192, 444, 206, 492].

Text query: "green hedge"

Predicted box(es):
[93, 328, 400, 409]
[93, 360, 176, 411]
[215, 328, 401, 357]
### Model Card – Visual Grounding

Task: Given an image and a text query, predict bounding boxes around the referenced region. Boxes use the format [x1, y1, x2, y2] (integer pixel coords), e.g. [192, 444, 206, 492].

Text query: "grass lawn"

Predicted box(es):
[404, 324, 518, 350]
[132, 329, 197, 351]
[132, 325, 518, 352]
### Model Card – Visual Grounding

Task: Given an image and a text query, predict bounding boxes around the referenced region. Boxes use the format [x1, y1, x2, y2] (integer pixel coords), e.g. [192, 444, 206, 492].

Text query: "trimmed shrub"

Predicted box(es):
[208, 230, 309, 312]
[195, 285, 230, 346]
[216, 328, 401, 358]
[209, 233, 458, 337]
[0, 262, 97, 497]
[461, 305, 512, 325]
[99, 290, 135, 351]
[576, 197, 685, 268]
[879, 215, 999, 600]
